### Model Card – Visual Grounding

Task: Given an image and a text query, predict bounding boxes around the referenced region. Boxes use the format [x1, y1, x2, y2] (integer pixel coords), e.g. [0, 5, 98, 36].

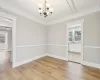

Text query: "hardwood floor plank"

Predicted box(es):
[0, 56, 100, 80]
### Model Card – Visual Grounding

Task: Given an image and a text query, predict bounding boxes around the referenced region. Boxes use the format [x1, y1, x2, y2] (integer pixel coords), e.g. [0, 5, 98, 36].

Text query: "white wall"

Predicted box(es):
[0, 10, 47, 66]
[47, 11, 100, 64]
[83, 12, 100, 64]
[15, 16, 46, 62]
[47, 23, 67, 60]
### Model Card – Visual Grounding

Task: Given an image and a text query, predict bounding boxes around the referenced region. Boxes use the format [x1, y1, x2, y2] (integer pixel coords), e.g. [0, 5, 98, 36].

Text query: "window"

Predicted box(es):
[74, 30, 81, 42]
[68, 25, 81, 43]
[69, 31, 73, 42]
[0, 34, 5, 43]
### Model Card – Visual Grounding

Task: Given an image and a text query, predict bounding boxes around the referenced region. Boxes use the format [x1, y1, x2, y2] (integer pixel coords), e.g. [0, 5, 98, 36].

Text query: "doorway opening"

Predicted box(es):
[0, 26, 12, 69]
[0, 11, 16, 69]
[67, 20, 84, 64]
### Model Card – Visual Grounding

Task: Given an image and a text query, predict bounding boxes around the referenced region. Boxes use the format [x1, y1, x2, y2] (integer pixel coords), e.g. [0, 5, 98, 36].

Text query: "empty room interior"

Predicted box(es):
[0, 0, 100, 80]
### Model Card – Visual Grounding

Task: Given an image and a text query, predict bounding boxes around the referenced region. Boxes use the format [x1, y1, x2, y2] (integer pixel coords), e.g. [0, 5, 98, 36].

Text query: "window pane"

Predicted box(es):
[69, 32, 73, 41]
[0, 34, 5, 43]
[74, 31, 81, 41]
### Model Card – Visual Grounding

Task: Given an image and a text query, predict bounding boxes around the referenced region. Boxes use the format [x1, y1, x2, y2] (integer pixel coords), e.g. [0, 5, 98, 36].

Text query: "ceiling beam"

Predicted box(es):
[66, 0, 73, 13]
[71, 0, 77, 12]
[66, 0, 77, 13]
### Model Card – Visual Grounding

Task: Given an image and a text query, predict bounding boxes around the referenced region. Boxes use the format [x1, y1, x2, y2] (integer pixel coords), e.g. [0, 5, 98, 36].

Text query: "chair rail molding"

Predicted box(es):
[16, 44, 47, 48]
[84, 46, 100, 49]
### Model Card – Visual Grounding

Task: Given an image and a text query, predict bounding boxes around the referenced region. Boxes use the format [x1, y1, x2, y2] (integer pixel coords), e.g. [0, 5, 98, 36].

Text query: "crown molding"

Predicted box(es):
[0, 4, 100, 26]
[46, 6, 100, 25]
[0, 6, 46, 25]
[67, 19, 84, 26]
[0, 11, 16, 21]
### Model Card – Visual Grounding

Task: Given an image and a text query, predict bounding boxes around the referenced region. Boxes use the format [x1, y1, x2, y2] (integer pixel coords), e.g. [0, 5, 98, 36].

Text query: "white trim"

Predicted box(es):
[0, 12, 15, 21]
[0, 16, 13, 23]
[12, 17, 16, 66]
[66, 22, 69, 61]
[67, 19, 84, 27]
[47, 6, 100, 25]
[16, 44, 68, 47]
[0, 49, 11, 51]
[47, 44, 68, 47]
[13, 53, 100, 69]
[16, 44, 47, 48]
[66, 19, 84, 64]
[82, 61, 100, 69]
[81, 20, 84, 63]
[13, 54, 47, 68]
[0, 12, 14, 28]
[84, 46, 100, 49]
[46, 54, 67, 61]
[1, 4, 100, 25]
[0, 7, 46, 25]
[66, 0, 75, 13]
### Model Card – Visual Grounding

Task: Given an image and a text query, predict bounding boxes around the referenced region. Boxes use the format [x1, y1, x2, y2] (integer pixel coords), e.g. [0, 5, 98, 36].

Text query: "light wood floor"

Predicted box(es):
[0, 56, 100, 80]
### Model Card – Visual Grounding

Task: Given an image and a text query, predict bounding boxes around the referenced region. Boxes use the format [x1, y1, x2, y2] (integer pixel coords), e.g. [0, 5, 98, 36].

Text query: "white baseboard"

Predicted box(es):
[82, 61, 100, 69]
[46, 54, 100, 69]
[13, 54, 47, 68]
[46, 53, 67, 61]
[13, 53, 67, 68]
[13, 53, 100, 69]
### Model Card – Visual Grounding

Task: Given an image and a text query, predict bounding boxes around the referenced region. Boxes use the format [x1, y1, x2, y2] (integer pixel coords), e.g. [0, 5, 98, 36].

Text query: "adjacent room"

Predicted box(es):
[68, 24, 82, 63]
[0, 26, 12, 64]
[0, 0, 100, 80]
[0, 19, 13, 71]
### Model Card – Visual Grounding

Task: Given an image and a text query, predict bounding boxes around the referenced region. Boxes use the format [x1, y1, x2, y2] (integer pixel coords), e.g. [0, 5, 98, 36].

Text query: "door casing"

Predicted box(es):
[66, 19, 84, 64]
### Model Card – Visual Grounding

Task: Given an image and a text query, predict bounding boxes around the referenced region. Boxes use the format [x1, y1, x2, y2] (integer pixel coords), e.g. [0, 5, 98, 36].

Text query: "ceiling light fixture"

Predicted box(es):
[38, 0, 53, 18]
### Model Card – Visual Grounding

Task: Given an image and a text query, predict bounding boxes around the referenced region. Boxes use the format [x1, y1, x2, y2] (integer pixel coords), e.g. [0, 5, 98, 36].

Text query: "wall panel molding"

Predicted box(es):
[48, 44, 68, 47]
[84, 46, 100, 49]
[16, 44, 47, 48]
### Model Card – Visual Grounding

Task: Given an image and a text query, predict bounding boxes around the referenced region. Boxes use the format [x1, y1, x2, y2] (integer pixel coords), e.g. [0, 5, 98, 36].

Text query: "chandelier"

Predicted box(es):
[38, 0, 53, 18]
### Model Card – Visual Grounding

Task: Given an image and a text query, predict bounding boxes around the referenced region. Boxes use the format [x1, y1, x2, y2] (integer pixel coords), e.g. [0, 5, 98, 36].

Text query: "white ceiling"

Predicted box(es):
[0, 0, 100, 24]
